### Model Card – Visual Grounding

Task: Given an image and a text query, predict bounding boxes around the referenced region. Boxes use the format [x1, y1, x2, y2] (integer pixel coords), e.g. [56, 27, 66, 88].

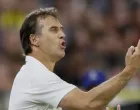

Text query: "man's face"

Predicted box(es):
[37, 16, 66, 61]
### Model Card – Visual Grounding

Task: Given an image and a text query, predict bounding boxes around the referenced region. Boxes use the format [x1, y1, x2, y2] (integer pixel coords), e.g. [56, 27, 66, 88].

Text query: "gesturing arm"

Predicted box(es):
[58, 40, 140, 110]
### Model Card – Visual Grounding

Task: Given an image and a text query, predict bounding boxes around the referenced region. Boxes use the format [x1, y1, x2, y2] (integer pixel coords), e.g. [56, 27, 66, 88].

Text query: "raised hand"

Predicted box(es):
[125, 39, 140, 69]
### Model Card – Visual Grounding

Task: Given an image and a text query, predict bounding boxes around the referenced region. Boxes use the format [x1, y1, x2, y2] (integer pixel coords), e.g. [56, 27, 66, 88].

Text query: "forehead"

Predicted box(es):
[37, 16, 62, 28]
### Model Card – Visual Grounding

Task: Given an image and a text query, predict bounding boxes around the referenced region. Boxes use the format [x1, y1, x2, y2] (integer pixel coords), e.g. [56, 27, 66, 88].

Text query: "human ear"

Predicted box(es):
[29, 34, 40, 47]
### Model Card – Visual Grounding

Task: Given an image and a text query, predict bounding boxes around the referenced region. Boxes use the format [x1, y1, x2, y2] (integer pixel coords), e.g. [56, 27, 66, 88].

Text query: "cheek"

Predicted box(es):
[40, 34, 58, 50]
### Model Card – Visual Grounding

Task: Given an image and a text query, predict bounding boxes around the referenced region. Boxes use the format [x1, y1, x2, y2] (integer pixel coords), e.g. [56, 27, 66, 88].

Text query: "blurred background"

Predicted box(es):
[0, 0, 140, 110]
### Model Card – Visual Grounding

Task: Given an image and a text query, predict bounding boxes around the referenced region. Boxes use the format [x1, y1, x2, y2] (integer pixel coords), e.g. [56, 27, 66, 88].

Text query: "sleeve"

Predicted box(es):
[28, 72, 76, 108]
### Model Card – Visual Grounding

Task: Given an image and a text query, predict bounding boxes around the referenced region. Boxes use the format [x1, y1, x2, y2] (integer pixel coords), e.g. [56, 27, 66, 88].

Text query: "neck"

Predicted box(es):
[28, 53, 56, 72]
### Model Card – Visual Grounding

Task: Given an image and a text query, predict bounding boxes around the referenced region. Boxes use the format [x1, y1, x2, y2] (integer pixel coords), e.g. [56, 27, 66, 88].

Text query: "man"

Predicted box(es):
[9, 7, 140, 110]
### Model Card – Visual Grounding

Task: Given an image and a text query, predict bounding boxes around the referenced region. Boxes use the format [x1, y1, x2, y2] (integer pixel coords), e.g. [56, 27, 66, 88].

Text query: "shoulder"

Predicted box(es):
[12, 64, 63, 94]
[17, 63, 61, 83]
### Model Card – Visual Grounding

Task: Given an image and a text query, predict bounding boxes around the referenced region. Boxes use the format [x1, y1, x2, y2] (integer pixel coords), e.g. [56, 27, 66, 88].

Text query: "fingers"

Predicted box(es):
[106, 105, 121, 110]
[117, 105, 121, 110]
[126, 39, 140, 57]
[136, 39, 140, 49]
[106, 107, 109, 110]
[126, 46, 135, 56]
[135, 39, 140, 53]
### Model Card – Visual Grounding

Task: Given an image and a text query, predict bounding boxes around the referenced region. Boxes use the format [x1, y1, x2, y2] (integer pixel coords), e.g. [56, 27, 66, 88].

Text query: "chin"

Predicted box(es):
[56, 51, 65, 62]
[60, 51, 65, 58]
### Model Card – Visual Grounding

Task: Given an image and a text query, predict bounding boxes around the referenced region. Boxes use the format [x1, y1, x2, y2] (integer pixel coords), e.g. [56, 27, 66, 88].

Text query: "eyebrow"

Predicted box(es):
[50, 26, 64, 30]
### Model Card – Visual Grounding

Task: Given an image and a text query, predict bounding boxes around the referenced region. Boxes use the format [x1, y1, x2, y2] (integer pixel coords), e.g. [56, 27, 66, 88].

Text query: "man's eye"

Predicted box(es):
[50, 28, 58, 32]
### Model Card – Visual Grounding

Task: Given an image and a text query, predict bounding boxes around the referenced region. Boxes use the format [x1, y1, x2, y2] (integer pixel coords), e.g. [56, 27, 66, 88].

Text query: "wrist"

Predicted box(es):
[124, 65, 137, 73]
[118, 66, 136, 84]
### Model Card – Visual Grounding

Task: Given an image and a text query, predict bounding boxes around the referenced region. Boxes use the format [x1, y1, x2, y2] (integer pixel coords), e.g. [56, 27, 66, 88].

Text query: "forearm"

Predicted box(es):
[58, 67, 136, 110]
[59, 42, 140, 110]
[86, 66, 136, 108]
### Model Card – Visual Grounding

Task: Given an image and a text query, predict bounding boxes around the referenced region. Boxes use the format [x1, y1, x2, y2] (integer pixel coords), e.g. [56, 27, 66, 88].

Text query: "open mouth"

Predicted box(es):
[61, 41, 66, 49]
[62, 41, 66, 47]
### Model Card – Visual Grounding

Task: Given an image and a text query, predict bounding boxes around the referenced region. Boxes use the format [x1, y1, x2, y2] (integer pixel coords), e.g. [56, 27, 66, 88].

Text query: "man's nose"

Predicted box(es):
[59, 31, 65, 39]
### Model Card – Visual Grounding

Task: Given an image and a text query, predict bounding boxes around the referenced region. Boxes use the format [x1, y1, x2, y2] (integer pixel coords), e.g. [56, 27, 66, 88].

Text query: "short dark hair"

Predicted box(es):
[20, 7, 58, 55]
